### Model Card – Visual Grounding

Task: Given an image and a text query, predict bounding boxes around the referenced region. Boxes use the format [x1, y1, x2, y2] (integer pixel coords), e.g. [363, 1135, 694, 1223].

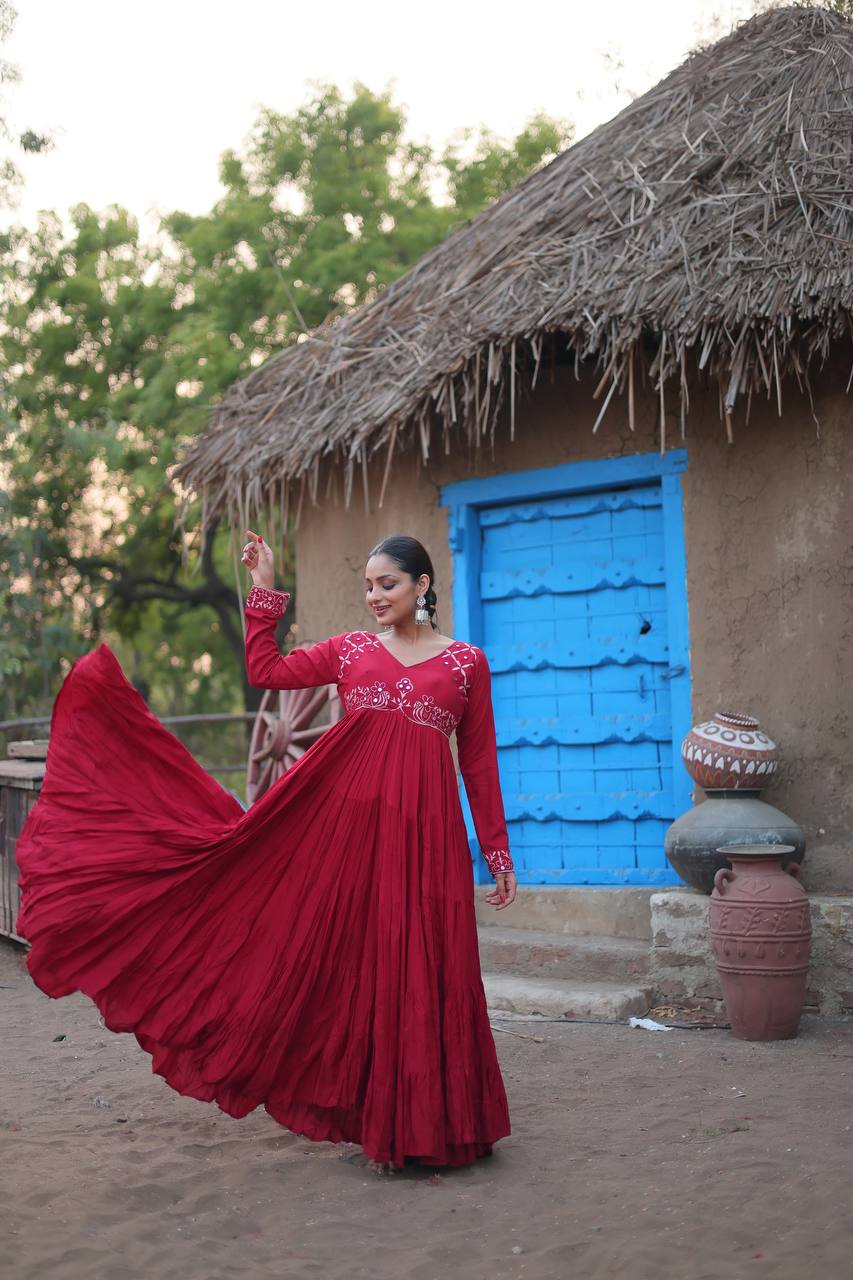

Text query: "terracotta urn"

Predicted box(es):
[709, 844, 812, 1041]
[681, 711, 780, 791]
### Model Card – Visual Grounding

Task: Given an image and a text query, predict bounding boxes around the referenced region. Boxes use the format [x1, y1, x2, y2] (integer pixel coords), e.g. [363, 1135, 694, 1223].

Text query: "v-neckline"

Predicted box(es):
[371, 634, 459, 671]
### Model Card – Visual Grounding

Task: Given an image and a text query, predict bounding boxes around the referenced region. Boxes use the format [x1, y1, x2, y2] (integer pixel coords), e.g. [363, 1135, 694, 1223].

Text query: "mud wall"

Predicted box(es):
[292, 355, 853, 891]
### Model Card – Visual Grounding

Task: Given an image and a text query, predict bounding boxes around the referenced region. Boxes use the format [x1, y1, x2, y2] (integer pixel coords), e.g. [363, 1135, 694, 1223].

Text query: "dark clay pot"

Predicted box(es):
[710, 845, 812, 1040]
[664, 790, 805, 895]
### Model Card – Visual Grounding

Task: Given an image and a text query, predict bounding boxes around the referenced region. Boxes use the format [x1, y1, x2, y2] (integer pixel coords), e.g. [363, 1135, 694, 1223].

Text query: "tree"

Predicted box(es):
[0, 0, 51, 209]
[746, 0, 853, 19]
[0, 0, 56, 712]
[811, 0, 853, 15]
[1, 83, 571, 720]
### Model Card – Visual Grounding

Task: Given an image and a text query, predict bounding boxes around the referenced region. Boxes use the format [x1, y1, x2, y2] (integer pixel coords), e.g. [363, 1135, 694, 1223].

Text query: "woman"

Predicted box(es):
[16, 532, 517, 1173]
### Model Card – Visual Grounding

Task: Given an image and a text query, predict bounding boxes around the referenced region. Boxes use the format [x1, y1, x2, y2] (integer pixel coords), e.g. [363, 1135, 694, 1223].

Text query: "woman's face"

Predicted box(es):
[364, 553, 428, 625]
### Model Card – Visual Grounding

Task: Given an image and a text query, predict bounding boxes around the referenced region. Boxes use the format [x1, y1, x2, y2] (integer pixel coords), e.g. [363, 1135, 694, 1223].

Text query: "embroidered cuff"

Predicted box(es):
[484, 848, 514, 876]
[245, 585, 291, 618]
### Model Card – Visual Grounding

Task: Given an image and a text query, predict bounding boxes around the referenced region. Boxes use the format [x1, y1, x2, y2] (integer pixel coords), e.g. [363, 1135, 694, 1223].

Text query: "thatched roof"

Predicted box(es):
[175, 5, 853, 528]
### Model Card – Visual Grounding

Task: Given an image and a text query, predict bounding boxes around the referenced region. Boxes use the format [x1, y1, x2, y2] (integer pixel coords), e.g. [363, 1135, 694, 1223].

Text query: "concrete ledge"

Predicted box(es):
[476, 886, 655, 941]
[478, 927, 650, 982]
[484, 973, 654, 1020]
[650, 889, 853, 1017]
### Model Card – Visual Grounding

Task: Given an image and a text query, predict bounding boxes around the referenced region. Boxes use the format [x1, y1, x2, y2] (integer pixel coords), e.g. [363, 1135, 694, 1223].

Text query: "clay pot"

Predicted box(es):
[682, 711, 779, 791]
[709, 844, 811, 1041]
[664, 790, 805, 894]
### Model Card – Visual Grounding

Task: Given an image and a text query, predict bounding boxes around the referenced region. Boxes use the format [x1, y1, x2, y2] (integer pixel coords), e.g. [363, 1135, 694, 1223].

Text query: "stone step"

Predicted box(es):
[475, 886, 654, 941]
[478, 926, 651, 983]
[484, 973, 654, 1021]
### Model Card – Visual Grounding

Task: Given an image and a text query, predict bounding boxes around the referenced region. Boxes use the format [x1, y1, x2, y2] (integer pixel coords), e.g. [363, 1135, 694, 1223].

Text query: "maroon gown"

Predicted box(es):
[16, 584, 514, 1168]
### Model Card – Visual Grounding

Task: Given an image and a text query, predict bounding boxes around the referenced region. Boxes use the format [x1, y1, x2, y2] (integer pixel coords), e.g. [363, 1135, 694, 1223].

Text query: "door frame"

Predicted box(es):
[439, 448, 692, 883]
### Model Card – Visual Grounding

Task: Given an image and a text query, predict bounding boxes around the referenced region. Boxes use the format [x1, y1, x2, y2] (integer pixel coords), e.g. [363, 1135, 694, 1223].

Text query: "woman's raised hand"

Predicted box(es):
[241, 529, 275, 589]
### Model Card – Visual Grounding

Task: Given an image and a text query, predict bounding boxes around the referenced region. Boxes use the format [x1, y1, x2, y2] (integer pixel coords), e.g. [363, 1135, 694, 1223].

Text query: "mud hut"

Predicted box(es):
[175, 5, 853, 897]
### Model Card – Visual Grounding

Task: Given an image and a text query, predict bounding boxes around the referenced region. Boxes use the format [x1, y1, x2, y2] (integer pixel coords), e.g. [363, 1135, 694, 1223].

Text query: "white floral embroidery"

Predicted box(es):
[343, 679, 393, 711]
[409, 693, 459, 737]
[337, 630, 381, 681]
[343, 675, 461, 737]
[441, 643, 477, 701]
[484, 848, 514, 875]
[245, 585, 290, 616]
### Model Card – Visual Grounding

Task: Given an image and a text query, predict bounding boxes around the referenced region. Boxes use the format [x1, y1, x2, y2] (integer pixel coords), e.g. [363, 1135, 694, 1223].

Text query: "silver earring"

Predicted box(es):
[415, 594, 430, 625]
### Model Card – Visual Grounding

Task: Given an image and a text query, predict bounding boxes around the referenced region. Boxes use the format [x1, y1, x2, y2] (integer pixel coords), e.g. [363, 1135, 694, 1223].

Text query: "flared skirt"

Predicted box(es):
[16, 645, 510, 1167]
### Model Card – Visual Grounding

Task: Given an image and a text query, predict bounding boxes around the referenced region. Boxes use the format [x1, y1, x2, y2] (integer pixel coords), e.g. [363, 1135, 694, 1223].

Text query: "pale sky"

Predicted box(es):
[3, 0, 765, 237]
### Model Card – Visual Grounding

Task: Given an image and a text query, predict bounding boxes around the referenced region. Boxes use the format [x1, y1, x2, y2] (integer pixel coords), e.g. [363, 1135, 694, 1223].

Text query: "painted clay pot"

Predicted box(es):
[664, 790, 805, 894]
[710, 844, 811, 1041]
[682, 712, 779, 791]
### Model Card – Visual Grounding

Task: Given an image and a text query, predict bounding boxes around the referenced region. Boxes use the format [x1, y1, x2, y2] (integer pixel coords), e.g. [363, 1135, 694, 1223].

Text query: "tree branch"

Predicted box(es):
[67, 518, 264, 711]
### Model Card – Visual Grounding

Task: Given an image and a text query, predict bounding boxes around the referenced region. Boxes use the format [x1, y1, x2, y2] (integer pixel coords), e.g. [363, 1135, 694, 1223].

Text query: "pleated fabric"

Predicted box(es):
[16, 643, 510, 1168]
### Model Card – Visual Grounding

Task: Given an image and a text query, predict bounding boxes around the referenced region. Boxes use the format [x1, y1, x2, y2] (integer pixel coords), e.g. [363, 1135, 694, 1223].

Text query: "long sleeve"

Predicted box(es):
[244, 585, 339, 690]
[455, 647, 514, 878]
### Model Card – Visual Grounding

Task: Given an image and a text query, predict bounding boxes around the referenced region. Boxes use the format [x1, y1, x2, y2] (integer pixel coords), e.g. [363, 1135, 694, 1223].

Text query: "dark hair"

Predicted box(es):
[367, 535, 439, 629]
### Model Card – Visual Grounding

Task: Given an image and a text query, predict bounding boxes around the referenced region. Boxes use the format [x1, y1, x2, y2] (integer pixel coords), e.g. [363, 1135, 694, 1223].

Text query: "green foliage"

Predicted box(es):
[0, 1, 52, 207]
[804, 0, 853, 15]
[0, 488, 88, 715]
[442, 114, 566, 217]
[1, 82, 572, 723]
[759, 0, 853, 18]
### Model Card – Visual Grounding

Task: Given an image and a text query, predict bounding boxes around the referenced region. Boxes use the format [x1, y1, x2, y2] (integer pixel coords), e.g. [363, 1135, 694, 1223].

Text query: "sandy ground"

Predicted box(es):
[3, 939, 853, 1280]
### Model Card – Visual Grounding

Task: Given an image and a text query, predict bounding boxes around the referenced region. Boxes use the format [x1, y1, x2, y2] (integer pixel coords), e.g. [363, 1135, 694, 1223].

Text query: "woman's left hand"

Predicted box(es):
[483, 871, 517, 911]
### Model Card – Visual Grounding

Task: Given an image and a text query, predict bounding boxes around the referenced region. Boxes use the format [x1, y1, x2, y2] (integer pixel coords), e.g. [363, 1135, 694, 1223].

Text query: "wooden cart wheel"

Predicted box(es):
[246, 653, 343, 805]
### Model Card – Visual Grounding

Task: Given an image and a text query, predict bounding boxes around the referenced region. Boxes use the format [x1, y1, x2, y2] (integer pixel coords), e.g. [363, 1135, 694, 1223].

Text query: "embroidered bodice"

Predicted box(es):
[243, 584, 513, 878]
[335, 629, 478, 738]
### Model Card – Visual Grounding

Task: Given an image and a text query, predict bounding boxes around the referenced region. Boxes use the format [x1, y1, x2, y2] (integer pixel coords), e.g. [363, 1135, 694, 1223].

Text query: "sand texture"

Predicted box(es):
[3, 940, 852, 1280]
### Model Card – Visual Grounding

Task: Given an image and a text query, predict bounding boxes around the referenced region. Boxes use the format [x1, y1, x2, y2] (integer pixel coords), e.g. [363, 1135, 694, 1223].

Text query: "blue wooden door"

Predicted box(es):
[444, 454, 691, 887]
